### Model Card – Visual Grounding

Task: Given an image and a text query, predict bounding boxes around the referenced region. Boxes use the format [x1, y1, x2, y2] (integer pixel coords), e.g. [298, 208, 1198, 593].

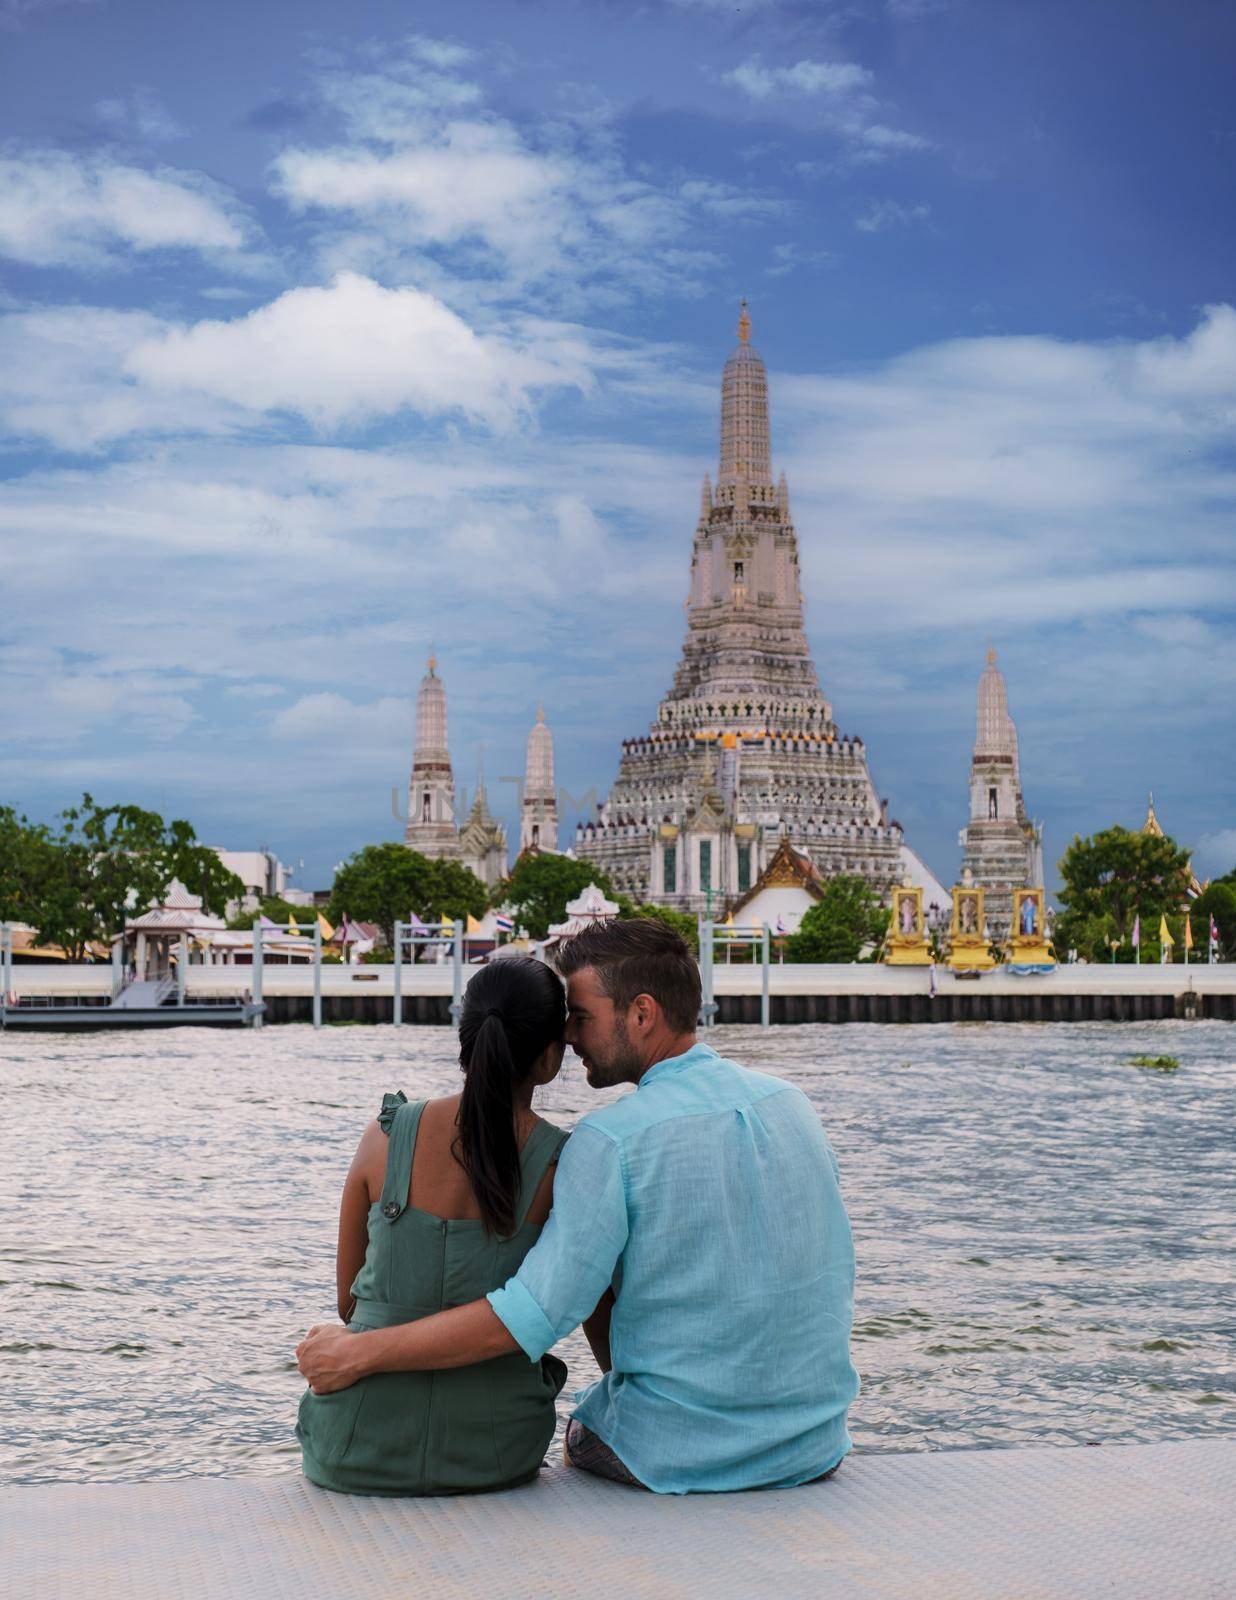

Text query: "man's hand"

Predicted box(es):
[296, 1300, 518, 1391]
[296, 1323, 367, 1394]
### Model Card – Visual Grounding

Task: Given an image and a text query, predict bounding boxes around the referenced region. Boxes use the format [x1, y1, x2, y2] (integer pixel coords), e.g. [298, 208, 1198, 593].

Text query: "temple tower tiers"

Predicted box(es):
[520, 707, 559, 853]
[459, 758, 509, 887]
[960, 648, 1041, 940]
[405, 654, 459, 858]
[576, 304, 906, 912]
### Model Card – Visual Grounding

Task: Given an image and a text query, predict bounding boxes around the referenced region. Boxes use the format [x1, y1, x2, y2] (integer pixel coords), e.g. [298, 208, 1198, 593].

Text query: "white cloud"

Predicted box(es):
[273, 123, 571, 278]
[126, 272, 593, 430]
[855, 199, 932, 232]
[95, 87, 185, 142]
[271, 692, 411, 755]
[723, 54, 929, 163]
[0, 277, 602, 447]
[0, 646, 197, 743]
[314, 58, 484, 145]
[674, 178, 791, 221]
[0, 146, 251, 268]
[401, 32, 473, 70]
[767, 242, 838, 277]
[266, 45, 778, 307]
[723, 57, 873, 100]
[859, 125, 931, 154]
[0, 304, 231, 449]
[772, 305, 1236, 639]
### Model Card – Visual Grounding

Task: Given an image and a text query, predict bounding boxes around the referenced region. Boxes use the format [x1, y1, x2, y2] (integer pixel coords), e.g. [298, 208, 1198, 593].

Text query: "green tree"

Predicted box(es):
[784, 875, 889, 963]
[0, 807, 58, 928]
[227, 896, 323, 931]
[620, 899, 700, 955]
[1192, 882, 1236, 960]
[497, 853, 616, 941]
[1052, 825, 1192, 963]
[430, 858, 490, 924]
[329, 844, 486, 945]
[2, 795, 241, 960]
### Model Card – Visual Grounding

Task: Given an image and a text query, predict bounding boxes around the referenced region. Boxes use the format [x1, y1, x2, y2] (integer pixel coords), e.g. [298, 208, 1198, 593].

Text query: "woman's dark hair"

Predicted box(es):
[456, 955, 566, 1236]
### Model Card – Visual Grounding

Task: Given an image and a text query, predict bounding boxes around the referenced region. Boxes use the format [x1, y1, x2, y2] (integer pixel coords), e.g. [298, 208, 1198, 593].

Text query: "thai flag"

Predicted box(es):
[494, 913, 515, 933]
[775, 915, 789, 935]
[1211, 915, 1220, 944]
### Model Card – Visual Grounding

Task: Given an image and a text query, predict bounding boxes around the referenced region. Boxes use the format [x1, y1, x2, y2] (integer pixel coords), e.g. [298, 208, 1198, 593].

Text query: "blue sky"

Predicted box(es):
[2, 0, 1235, 894]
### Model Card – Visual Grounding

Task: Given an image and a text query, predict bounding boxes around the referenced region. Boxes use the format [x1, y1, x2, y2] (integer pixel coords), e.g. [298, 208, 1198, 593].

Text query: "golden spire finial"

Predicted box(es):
[427, 643, 437, 674]
[986, 641, 996, 666]
[737, 298, 751, 344]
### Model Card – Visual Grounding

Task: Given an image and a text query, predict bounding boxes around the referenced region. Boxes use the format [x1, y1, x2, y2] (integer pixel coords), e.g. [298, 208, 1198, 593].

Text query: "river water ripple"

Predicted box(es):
[1, 1021, 1233, 1484]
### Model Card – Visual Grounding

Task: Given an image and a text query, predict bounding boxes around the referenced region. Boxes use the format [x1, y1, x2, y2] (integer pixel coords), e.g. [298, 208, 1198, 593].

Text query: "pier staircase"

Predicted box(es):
[110, 975, 175, 1010]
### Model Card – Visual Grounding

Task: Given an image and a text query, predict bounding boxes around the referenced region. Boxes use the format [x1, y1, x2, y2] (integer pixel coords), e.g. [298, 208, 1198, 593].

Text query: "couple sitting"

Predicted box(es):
[296, 919, 859, 1495]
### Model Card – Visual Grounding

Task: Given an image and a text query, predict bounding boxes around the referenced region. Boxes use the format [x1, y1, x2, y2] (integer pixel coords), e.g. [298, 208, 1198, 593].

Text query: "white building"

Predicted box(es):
[210, 848, 291, 915]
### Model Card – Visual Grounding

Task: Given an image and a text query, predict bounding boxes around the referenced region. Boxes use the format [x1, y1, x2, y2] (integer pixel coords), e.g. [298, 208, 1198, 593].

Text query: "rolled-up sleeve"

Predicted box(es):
[487, 1123, 628, 1361]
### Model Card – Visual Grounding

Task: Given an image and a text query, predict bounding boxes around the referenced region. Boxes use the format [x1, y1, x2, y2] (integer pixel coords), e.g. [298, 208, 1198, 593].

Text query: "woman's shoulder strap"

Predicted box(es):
[513, 1121, 569, 1229]
[376, 1090, 407, 1135]
[377, 1095, 426, 1222]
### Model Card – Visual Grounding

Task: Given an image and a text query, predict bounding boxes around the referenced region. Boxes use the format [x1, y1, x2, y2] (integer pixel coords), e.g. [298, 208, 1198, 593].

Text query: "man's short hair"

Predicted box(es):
[554, 918, 701, 1034]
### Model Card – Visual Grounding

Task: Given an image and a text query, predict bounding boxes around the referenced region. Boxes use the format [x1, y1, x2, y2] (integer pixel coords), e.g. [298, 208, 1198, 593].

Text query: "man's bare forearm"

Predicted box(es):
[350, 1299, 516, 1379]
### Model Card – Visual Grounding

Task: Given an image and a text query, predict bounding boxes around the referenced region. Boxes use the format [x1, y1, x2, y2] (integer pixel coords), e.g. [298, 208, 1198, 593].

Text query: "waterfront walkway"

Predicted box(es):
[5, 1436, 1231, 1598]
[10, 960, 1236, 1026]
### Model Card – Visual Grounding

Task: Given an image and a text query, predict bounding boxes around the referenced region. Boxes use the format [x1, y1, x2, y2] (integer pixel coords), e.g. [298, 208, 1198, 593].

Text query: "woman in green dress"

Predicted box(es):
[297, 954, 574, 1495]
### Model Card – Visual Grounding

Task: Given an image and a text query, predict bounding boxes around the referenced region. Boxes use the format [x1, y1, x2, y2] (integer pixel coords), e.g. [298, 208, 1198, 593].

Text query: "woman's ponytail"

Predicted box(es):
[455, 958, 566, 1235]
[457, 1011, 521, 1236]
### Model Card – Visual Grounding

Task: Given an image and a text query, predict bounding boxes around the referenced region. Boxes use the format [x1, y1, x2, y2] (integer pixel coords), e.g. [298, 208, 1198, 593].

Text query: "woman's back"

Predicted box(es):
[297, 1092, 568, 1496]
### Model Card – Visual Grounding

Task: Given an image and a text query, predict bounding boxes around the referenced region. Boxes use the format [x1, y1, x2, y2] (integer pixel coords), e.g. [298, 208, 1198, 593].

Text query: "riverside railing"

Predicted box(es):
[392, 920, 465, 1027]
[698, 919, 772, 1028]
[250, 918, 322, 1030]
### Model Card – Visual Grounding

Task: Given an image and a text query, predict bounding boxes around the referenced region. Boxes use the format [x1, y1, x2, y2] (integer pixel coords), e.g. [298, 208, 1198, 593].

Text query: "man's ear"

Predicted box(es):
[631, 992, 659, 1033]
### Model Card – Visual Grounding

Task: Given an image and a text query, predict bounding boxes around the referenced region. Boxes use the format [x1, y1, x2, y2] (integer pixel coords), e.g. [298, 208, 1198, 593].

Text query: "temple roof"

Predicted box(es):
[413, 650, 449, 761]
[974, 645, 1020, 773]
[1142, 793, 1205, 895]
[732, 836, 824, 917]
[524, 706, 554, 796]
[719, 299, 772, 486]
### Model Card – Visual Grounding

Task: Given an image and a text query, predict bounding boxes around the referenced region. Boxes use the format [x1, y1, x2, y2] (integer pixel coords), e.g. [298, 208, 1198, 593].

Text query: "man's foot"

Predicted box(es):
[563, 1419, 646, 1489]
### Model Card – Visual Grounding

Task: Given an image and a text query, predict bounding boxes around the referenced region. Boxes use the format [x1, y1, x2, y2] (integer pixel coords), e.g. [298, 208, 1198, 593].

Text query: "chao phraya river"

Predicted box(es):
[1, 1021, 1233, 1484]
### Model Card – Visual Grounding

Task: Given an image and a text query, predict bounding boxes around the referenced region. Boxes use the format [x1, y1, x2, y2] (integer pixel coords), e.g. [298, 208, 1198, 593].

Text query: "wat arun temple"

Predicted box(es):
[405, 305, 1041, 937]
[575, 304, 912, 912]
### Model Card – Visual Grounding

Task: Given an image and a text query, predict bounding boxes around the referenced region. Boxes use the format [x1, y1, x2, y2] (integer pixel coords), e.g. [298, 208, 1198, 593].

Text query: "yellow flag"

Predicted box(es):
[1184, 915, 1193, 951]
[317, 912, 334, 941]
[466, 914, 483, 934]
[1158, 914, 1174, 947]
[287, 917, 299, 936]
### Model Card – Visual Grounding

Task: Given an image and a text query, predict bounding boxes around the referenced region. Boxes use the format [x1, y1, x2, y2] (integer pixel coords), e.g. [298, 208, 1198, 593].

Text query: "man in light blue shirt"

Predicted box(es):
[297, 919, 859, 1494]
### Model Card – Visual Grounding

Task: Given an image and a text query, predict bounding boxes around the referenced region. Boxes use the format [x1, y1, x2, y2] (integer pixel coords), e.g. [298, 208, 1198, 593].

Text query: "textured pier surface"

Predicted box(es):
[4, 1437, 1232, 1598]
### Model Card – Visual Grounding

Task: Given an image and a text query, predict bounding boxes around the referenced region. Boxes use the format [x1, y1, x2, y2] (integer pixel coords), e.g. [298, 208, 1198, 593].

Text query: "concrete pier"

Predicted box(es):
[3, 1437, 1232, 1598]
[6, 961, 1236, 1024]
